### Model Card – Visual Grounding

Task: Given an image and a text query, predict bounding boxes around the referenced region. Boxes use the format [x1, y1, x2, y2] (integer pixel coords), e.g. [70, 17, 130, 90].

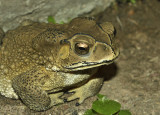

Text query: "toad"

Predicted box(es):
[0, 17, 119, 111]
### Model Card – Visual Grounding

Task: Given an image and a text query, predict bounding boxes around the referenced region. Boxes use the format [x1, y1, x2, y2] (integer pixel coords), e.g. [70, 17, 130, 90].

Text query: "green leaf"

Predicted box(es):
[92, 99, 121, 115]
[97, 94, 108, 102]
[47, 16, 56, 24]
[119, 110, 132, 115]
[130, 0, 136, 4]
[59, 21, 65, 24]
[97, 94, 105, 100]
[84, 109, 97, 115]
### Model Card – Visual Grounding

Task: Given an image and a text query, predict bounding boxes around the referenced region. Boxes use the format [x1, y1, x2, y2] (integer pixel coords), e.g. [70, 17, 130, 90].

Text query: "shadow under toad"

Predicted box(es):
[98, 63, 119, 81]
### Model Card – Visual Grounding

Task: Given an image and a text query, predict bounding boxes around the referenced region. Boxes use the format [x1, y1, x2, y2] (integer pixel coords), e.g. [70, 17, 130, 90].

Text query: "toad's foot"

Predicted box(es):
[67, 77, 104, 105]
[49, 92, 64, 106]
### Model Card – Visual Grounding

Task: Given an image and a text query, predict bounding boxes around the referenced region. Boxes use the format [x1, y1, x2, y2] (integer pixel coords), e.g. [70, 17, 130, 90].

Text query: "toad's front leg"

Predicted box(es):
[66, 75, 104, 105]
[12, 68, 64, 111]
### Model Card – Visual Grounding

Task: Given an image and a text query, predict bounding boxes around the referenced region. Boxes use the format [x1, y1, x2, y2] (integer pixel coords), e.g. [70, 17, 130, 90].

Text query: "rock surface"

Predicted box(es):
[0, 0, 114, 32]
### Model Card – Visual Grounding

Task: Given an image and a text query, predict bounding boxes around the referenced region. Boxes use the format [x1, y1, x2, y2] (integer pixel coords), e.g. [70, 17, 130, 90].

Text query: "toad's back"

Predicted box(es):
[0, 22, 65, 98]
[0, 23, 44, 78]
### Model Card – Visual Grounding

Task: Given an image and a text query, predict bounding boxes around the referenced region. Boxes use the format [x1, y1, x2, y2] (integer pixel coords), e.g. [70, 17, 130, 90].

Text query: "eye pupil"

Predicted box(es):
[79, 47, 86, 50]
[75, 43, 89, 55]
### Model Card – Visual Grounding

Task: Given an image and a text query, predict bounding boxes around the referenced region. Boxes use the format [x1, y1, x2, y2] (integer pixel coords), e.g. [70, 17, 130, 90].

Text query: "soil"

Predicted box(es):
[0, 0, 160, 115]
[96, 0, 160, 114]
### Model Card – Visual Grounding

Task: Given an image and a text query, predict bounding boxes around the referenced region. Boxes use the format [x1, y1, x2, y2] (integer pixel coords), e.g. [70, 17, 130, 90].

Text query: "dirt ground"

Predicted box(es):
[0, 0, 160, 115]
[97, 0, 160, 114]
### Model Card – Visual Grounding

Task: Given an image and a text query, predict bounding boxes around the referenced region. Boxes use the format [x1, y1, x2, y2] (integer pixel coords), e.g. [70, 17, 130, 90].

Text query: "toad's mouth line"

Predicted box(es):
[64, 59, 115, 70]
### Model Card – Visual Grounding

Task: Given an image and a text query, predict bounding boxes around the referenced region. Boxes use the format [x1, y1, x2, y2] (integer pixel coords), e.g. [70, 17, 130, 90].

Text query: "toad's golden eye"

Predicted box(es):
[75, 43, 89, 55]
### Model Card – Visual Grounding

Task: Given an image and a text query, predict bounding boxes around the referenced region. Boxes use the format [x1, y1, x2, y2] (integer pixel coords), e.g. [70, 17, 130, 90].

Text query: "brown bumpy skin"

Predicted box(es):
[12, 67, 64, 111]
[0, 17, 119, 111]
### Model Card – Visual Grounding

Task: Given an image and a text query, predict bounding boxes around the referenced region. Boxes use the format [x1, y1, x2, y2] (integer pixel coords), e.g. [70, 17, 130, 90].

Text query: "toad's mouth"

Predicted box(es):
[64, 59, 115, 71]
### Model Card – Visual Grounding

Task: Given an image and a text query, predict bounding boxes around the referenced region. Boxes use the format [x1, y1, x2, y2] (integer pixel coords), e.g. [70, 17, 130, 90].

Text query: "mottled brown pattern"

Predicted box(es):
[0, 17, 119, 111]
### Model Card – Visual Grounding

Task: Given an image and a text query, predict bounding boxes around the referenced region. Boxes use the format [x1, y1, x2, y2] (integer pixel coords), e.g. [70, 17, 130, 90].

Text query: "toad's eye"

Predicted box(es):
[75, 43, 89, 55]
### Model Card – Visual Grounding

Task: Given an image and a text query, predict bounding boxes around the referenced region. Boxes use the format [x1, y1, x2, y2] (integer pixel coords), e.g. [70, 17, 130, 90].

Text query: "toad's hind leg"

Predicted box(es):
[12, 68, 64, 111]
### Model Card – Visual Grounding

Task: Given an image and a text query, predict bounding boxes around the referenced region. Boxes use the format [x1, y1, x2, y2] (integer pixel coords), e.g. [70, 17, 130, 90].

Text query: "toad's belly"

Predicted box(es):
[0, 77, 18, 99]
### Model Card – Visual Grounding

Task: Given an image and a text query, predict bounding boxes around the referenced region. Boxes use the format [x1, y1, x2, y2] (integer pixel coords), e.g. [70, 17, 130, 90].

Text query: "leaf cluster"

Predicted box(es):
[84, 94, 131, 115]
